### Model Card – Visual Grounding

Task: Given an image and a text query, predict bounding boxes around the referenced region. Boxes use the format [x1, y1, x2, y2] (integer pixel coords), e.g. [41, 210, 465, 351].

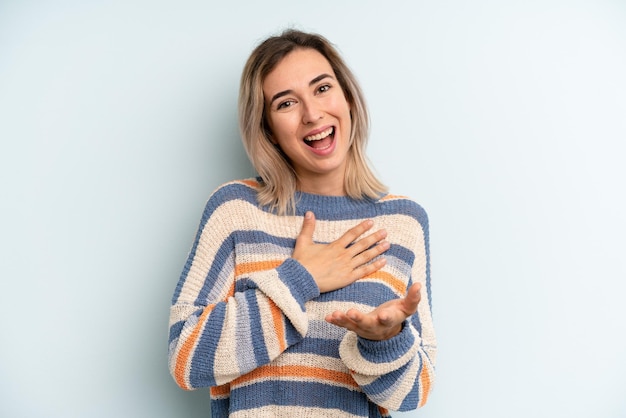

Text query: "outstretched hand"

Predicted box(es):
[325, 282, 422, 341]
[292, 211, 389, 293]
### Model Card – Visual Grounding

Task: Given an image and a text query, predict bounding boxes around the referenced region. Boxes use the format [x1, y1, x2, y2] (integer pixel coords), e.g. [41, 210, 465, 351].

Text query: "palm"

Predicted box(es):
[325, 283, 422, 340]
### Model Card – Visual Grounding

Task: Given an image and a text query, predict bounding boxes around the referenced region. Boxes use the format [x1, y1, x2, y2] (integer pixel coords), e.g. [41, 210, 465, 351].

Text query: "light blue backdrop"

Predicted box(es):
[1, 1, 625, 417]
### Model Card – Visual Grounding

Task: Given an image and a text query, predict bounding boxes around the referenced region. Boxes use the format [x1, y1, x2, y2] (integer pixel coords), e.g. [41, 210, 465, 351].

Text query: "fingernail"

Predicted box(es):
[305, 211, 312, 219]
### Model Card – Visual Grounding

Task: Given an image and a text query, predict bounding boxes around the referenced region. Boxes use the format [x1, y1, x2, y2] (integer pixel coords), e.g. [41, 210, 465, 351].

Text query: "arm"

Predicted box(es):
[328, 208, 437, 411]
[168, 190, 320, 390]
[168, 189, 389, 391]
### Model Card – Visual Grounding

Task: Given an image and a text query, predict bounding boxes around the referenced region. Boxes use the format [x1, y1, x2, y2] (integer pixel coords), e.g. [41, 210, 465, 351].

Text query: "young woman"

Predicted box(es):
[168, 29, 436, 417]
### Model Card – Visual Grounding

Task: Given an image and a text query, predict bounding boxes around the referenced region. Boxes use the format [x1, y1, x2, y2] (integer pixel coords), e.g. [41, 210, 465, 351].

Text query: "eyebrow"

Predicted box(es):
[269, 73, 335, 105]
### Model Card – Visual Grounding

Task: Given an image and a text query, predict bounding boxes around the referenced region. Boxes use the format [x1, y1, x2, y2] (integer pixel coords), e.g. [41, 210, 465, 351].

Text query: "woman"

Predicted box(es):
[168, 29, 436, 417]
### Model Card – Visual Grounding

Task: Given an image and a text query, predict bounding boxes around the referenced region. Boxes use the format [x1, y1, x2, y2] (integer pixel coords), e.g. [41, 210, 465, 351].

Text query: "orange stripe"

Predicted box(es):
[239, 179, 261, 188]
[174, 304, 215, 390]
[233, 365, 358, 388]
[210, 383, 231, 398]
[267, 299, 287, 352]
[418, 363, 432, 407]
[363, 270, 406, 296]
[235, 260, 283, 277]
[380, 194, 408, 201]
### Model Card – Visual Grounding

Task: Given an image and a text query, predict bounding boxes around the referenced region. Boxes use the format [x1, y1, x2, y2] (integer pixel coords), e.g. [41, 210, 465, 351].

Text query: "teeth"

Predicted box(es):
[304, 127, 334, 141]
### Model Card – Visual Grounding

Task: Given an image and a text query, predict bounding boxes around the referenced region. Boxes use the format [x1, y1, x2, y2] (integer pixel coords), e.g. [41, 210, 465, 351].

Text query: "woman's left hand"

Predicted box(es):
[325, 283, 422, 341]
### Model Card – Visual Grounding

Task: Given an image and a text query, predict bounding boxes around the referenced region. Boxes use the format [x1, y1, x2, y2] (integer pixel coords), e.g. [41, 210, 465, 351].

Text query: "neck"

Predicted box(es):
[296, 173, 346, 196]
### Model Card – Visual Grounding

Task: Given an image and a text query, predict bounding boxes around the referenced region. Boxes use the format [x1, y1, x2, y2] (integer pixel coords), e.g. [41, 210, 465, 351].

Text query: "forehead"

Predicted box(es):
[263, 48, 335, 94]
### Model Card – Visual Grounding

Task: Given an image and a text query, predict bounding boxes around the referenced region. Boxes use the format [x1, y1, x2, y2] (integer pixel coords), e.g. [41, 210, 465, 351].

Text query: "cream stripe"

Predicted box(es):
[306, 300, 373, 319]
[169, 304, 201, 328]
[230, 405, 362, 418]
[257, 292, 282, 359]
[213, 296, 242, 385]
[385, 351, 423, 411]
[178, 204, 238, 304]
[272, 352, 348, 372]
[252, 269, 309, 336]
[339, 326, 420, 375]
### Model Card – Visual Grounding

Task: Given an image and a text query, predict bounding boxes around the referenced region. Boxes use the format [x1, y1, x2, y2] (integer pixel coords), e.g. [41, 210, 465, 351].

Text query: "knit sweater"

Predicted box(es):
[168, 179, 436, 417]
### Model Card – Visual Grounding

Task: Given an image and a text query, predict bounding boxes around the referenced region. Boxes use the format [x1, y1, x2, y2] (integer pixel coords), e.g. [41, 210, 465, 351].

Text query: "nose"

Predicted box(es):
[301, 100, 323, 124]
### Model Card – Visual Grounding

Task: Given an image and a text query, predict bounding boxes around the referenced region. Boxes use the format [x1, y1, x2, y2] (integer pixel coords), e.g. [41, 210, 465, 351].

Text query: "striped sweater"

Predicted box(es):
[168, 179, 436, 417]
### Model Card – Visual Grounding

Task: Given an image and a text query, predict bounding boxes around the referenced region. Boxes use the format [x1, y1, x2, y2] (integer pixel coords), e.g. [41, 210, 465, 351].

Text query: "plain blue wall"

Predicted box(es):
[1, 1, 625, 417]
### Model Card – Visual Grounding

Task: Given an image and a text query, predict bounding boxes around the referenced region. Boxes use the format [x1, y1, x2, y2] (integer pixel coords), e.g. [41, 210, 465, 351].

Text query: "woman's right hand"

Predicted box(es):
[292, 211, 389, 293]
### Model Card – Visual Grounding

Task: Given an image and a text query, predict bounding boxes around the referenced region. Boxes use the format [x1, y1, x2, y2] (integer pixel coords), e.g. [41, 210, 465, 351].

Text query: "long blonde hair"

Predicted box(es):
[238, 29, 386, 215]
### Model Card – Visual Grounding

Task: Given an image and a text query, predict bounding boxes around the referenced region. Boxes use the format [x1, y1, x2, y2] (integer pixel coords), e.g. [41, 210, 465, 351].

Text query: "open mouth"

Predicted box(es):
[303, 127, 335, 149]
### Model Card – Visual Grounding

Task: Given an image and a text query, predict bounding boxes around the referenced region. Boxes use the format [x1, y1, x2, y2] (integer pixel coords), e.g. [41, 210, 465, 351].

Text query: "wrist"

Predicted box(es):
[386, 322, 404, 340]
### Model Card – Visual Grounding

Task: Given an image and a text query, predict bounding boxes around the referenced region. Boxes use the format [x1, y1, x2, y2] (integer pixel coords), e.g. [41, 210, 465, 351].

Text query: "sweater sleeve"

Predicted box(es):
[168, 186, 320, 390]
[338, 207, 437, 412]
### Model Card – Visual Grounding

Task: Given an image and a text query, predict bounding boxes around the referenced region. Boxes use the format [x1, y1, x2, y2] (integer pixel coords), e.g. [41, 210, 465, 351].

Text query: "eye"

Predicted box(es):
[277, 100, 295, 110]
[317, 84, 331, 94]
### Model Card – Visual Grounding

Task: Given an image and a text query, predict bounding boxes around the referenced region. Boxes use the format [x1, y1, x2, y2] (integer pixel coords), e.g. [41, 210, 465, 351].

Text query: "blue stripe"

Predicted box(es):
[168, 320, 185, 346]
[171, 182, 258, 303]
[209, 179, 430, 223]
[210, 398, 230, 418]
[234, 229, 295, 249]
[360, 361, 409, 399]
[286, 336, 341, 357]
[356, 320, 415, 364]
[389, 243, 416, 268]
[244, 292, 270, 366]
[284, 322, 303, 347]
[194, 235, 236, 305]
[229, 380, 381, 416]
[232, 292, 255, 372]
[398, 361, 421, 411]
[189, 303, 226, 387]
[317, 281, 400, 305]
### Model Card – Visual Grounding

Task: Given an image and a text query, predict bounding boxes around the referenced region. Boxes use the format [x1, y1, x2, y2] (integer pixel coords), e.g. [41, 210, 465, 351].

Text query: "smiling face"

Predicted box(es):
[262, 48, 352, 196]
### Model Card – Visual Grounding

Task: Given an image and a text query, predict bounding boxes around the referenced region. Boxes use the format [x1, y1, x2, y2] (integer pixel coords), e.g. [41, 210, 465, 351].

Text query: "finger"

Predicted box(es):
[325, 311, 354, 329]
[347, 228, 388, 256]
[350, 257, 386, 280]
[346, 308, 365, 323]
[296, 211, 316, 245]
[352, 240, 390, 267]
[336, 219, 374, 248]
[407, 283, 422, 302]
[401, 283, 422, 314]
[377, 308, 393, 324]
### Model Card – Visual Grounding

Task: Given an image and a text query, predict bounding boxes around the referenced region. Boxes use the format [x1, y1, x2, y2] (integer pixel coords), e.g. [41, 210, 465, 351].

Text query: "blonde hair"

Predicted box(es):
[238, 29, 387, 215]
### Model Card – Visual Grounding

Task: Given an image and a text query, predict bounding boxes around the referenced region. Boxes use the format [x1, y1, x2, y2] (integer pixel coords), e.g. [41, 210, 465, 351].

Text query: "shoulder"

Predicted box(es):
[200, 178, 262, 218]
[209, 178, 261, 203]
[377, 193, 429, 227]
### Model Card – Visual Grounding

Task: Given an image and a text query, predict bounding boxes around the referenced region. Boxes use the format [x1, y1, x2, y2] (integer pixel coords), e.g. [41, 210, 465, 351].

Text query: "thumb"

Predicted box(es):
[297, 211, 316, 244]
[402, 283, 422, 314]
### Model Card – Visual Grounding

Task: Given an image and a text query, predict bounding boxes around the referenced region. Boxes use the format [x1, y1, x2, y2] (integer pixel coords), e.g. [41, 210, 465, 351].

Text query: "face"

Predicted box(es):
[263, 48, 352, 195]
